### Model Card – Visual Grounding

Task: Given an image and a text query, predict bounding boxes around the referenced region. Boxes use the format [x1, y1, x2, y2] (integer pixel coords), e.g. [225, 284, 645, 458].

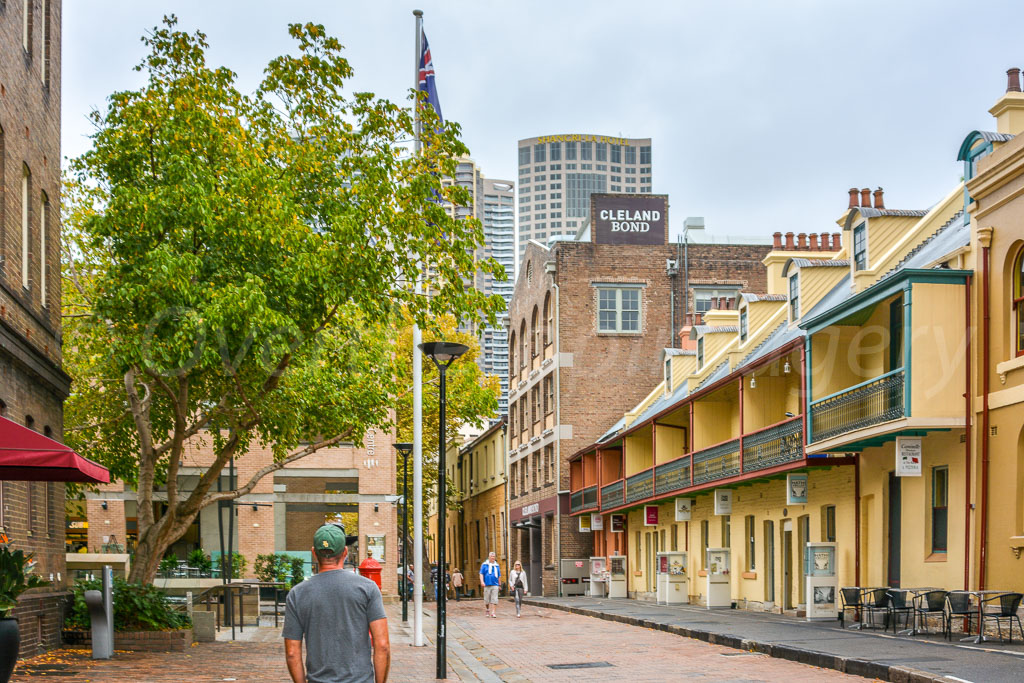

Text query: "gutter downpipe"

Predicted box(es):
[553, 273, 562, 597]
[964, 274, 972, 591]
[980, 237, 992, 590]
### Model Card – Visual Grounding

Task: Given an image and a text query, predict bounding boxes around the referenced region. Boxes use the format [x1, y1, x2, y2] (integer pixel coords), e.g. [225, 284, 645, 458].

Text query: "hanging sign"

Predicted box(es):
[674, 497, 694, 521]
[713, 489, 733, 515]
[610, 514, 626, 533]
[896, 437, 922, 476]
[591, 513, 604, 531]
[579, 515, 592, 533]
[644, 505, 659, 526]
[786, 473, 808, 505]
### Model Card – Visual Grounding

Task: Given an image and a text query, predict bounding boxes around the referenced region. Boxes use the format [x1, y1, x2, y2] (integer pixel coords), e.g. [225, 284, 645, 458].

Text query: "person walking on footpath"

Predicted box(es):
[284, 523, 390, 683]
[508, 561, 528, 618]
[480, 551, 501, 618]
[451, 567, 464, 601]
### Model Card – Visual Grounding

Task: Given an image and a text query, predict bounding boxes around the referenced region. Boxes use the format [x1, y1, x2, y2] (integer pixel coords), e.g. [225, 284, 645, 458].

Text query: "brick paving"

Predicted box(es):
[12, 599, 867, 682]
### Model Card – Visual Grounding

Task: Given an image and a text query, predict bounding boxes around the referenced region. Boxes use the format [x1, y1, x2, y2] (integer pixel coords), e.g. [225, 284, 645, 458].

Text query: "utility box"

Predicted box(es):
[804, 542, 838, 621]
[704, 547, 731, 609]
[559, 558, 588, 596]
[589, 556, 608, 598]
[656, 551, 688, 605]
[608, 555, 628, 598]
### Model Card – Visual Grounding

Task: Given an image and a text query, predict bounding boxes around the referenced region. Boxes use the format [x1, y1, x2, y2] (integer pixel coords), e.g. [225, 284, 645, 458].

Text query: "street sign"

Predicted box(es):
[896, 437, 922, 476]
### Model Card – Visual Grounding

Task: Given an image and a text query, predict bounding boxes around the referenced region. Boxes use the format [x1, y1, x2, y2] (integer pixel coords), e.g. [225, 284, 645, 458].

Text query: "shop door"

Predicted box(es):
[764, 520, 775, 604]
[782, 520, 793, 609]
[529, 520, 543, 596]
[888, 472, 901, 588]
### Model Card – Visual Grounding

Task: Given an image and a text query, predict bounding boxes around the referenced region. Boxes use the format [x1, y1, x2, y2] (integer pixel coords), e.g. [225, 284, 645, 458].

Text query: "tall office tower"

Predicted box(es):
[445, 159, 515, 416]
[516, 134, 652, 266]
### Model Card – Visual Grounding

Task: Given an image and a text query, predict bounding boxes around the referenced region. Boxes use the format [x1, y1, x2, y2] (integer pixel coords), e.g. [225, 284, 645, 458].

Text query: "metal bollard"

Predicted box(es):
[84, 565, 114, 659]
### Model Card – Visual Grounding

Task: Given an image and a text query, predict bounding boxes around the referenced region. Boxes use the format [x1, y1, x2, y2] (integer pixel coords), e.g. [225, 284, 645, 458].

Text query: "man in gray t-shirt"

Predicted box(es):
[284, 523, 390, 683]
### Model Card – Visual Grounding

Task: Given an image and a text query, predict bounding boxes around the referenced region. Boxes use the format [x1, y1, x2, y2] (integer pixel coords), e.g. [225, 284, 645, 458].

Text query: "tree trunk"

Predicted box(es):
[127, 509, 203, 584]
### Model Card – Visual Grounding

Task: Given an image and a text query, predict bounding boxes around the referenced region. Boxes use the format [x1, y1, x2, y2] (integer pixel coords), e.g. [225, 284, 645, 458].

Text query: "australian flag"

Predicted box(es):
[418, 30, 443, 125]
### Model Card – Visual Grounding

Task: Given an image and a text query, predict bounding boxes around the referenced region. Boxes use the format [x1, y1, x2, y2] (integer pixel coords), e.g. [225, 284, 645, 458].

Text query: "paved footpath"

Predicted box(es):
[13, 599, 865, 682]
[526, 595, 1024, 683]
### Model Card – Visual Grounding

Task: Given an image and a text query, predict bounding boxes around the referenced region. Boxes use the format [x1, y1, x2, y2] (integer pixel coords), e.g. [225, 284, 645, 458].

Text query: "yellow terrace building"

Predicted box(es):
[568, 69, 1024, 612]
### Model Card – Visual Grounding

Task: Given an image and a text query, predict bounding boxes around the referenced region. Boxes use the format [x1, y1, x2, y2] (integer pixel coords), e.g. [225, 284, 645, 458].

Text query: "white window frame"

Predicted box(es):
[789, 274, 800, 321]
[853, 221, 868, 271]
[595, 284, 642, 334]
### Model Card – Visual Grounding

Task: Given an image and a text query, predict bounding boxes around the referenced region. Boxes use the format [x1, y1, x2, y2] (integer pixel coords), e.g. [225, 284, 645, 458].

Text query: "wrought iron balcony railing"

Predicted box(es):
[624, 470, 654, 505]
[743, 418, 803, 473]
[810, 368, 904, 442]
[582, 485, 598, 509]
[570, 490, 584, 514]
[692, 439, 740, 485]
[601, 479, 624, 507]
[654, 455, 691, 496]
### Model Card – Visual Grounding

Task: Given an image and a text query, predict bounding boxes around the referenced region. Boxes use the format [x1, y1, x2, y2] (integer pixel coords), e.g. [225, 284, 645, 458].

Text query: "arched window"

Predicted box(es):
[509, 331, 516, 377]
[531, 306, 539, 358]
[543, 293, 551, 347]
[519, 321, 527, 368]
[1015, 248, 1024, 357]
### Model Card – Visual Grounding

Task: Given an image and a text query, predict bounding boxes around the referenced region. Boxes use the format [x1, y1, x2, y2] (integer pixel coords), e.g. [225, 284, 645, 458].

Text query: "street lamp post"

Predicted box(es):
[418, 341, 469, 681]
[395, 442, 413, 623]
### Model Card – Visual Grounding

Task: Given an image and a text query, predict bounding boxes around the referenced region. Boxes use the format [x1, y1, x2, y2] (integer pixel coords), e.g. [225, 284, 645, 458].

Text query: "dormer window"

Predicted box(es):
[853, 222, 868, 271]
[664, 359, 672, 392]
[697, 337, 704, 369]
[739, 308, 748, 343]
[789, 274, 800, 320]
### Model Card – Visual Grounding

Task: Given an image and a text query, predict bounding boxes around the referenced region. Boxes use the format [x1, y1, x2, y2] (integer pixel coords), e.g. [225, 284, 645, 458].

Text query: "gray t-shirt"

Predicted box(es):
[283, 569, 387, 683]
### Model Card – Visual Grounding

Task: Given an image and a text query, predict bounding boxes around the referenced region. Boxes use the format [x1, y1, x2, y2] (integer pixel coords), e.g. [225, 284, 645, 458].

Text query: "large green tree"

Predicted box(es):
[63, 18, 503, 583]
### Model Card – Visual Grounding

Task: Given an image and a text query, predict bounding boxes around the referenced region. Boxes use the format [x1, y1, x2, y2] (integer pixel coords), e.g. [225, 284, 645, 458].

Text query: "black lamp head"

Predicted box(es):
[418, 341, 470, 366]
[394, 442, 414, 455]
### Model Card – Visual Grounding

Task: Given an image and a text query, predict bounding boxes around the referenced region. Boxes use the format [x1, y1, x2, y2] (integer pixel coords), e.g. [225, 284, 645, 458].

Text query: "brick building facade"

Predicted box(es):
[0, 0, 70, 656]
[506, 197, 771, 595]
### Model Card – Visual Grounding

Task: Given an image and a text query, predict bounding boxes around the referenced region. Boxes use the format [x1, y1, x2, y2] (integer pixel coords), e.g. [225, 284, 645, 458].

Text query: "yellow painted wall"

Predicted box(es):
[671, 353, 697, 388]
[624, 429, 653, 477]
[742, 367, 802, 432]
[798, 266, 847, 319]
[910, 283, 967, 418]
[654, 424, 688, 465]
[692, 396, 739, 450]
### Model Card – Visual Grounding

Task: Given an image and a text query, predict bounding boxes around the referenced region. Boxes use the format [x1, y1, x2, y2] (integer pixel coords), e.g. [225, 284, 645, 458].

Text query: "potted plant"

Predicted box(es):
[0, 547, 49, 683]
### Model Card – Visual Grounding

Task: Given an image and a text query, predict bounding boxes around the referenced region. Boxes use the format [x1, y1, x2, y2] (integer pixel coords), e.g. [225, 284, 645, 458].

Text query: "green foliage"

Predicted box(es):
[158, 554, 179, 575]
[289, 557, 306, 587]
[254, 553, 306, 587]
[217, 552, 247, 579]
[64, 578, 191, 632]
[0, 547, 49, 617]
[61, 15, 504, 583]
[187, 549, 213, 576]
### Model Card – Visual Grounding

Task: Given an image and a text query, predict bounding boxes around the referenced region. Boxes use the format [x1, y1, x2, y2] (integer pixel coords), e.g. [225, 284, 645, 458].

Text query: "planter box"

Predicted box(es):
[63, 628, 193, 652]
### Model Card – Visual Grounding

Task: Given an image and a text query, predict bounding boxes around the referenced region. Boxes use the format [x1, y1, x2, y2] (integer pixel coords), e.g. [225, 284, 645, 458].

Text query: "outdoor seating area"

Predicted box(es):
[840, 586, 1024, 643]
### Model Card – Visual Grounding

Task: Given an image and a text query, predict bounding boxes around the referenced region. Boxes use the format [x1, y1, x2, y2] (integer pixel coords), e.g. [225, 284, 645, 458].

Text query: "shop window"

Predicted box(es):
[671, 523, 679, 551]
[932, 467, 948, 553]
[745, 515, 756, 571]
[721, 514, 731, 547]
[1014, 248, 1024, 357]
[701, 520, 709, 568]
[822, 505, 836, 543]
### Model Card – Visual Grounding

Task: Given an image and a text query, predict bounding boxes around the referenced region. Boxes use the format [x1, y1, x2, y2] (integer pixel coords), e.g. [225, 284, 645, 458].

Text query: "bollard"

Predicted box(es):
[84, 565, 114, 659]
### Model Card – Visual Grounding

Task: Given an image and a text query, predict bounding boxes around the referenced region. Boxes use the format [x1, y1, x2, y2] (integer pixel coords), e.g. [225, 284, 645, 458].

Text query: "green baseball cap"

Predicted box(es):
[313, 523, 357, 556]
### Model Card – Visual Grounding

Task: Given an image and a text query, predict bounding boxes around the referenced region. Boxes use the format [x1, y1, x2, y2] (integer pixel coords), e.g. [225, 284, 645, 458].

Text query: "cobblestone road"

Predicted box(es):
[12, 599, 869, 681]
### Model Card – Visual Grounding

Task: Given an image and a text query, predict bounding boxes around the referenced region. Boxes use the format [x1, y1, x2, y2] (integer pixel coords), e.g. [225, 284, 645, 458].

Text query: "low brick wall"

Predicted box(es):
[63, 629, 193, 652]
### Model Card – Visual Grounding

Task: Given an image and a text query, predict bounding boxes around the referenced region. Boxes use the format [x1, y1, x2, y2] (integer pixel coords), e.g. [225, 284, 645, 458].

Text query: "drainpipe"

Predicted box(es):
[979, 233, 992, 590]
[855, 455, 861, 587]
[964, 275, 972, 591]
[553, 275, 563, 596]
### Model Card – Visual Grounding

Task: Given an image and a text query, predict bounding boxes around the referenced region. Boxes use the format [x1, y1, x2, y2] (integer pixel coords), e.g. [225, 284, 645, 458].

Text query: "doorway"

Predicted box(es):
[888, 472, 901, 588]
[782, 519, 793, 609]
[764, 520, 775, 604]
[529, 518, 543, 596]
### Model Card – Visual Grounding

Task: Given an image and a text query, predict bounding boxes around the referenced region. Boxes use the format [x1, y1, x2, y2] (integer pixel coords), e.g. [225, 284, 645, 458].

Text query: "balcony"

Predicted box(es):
[570, 485, 599, 514]
[601, 479, 623, 507]
[692, 439, 740, 485]
[810, 368, 904, 443]
[624, 470, 654, 505]
[742, 417, 803, 473]
[654, 455, 691, 496]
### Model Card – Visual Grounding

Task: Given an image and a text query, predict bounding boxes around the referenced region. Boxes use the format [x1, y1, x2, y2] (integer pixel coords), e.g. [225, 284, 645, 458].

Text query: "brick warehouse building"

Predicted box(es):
[506, 193, 772, 595]
[0, 0, 70, 655]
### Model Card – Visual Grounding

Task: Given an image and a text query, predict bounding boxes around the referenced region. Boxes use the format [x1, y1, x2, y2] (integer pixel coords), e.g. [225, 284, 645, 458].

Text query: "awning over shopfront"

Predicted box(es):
[0, 415, 110, 483]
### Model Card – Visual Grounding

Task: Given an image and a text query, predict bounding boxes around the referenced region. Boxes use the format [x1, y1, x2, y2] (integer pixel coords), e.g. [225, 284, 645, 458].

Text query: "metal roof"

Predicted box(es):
[735, 321, 803, 372]
[877, 210, 969, 283]
[695, 360, 730, 391]
[852, 208, 928, 219]
[803, 273, 853, 321]
[782, 258, 851, 277]
[691, 325, 739, 338]
[741, 293, 787, 303]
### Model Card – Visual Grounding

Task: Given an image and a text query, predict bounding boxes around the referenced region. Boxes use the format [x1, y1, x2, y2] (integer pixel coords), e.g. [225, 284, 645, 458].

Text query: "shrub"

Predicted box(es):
[158, 554, 178, 575]
[0, 547, 49, 617]
[187, 549, 213, 577]
[64, 578, 191, 632]
[254, 554, 288, 583]
[289, 556, 306, 588]
[218, 552, 247, 579]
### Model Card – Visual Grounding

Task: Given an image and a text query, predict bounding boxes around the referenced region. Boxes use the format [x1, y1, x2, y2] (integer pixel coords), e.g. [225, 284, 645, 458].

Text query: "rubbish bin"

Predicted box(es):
[358, 556, 382, 590]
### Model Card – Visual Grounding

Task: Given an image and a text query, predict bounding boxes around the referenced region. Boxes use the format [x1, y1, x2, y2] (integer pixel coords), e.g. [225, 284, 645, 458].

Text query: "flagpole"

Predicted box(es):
[411, 7, 426, 650]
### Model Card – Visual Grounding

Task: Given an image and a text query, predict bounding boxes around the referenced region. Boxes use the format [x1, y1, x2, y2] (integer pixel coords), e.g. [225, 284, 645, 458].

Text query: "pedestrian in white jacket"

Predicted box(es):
[508, 561, 528, 617]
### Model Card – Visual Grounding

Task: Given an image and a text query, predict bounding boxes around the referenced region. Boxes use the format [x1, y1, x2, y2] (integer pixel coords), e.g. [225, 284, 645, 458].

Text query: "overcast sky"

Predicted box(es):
[63, 1, 1023, 241]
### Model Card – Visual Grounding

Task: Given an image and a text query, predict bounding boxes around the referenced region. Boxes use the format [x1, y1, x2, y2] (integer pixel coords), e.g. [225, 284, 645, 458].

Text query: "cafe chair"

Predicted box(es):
[886, 589, 913, 633]
[912, 590, 949, 636]
[861, 588, 891, 630]
[983, 593, 1024, 643]
[839, 587, 863, 628]
[945, 591, 977, 641]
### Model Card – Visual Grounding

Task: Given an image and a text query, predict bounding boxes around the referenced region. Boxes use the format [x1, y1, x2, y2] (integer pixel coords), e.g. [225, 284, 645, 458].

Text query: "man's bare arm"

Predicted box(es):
[284, 638, 305, 683]
[369, 617, 391, 683]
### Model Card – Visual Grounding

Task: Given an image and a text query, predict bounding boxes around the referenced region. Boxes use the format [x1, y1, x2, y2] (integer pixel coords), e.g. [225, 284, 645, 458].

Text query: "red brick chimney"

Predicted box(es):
[797, 233, 808, 249]
[860, 188, 871, 207]
[848, 188, 859, 209]
[1008, 67, 1022, 93]
[785, 232, 795, 249]
[809, 233, 819, 251]
[832, 232, 842, 249]
[678, 324, 696, 350]
[773, 232, 783, 249]
[873, 188, 885, 209]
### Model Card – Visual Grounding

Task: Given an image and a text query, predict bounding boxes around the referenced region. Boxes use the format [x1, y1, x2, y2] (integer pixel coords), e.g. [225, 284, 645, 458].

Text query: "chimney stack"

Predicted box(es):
[797, 233, 808, 249]
[873, 188, 885, 209]
[785, 232, 795, 250]
[848, 188, 859, 209]
[860, 188, 871, 207]
[809, 233, 819, 251]
[773, 231, 783, 249]
[1008, 68, 1022, 93]
[819, 233, 830, 251]
[832, 232, 842, 249]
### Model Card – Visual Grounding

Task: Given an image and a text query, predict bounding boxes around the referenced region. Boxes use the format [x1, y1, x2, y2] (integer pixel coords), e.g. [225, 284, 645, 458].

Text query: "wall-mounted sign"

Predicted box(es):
[579, 515, 592, 533]
[644, 505, 659, 526]
[786, 473, 808, 505]
[675, 497, 694, 522]
[366, 535, 386, 562]
[591, 194, 668, 246]
[713, 489, 733, 515]
[896, 437, 922, 476]
[521, 503, 540, 516]
[591, 514, 604, 531]
[610, 514, 626, 533]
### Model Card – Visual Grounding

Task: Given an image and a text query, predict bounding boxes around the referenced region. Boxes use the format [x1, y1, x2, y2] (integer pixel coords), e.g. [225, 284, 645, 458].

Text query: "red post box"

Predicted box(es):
[358, 556, 382, 590]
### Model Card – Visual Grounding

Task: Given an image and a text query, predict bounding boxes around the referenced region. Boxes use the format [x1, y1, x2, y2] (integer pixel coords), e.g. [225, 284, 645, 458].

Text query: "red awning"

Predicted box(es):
[0, 415, 110, 483]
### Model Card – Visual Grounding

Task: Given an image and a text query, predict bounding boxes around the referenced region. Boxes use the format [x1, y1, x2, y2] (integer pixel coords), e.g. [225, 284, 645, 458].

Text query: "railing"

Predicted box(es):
[811, 368, 904, 442]
[570, 490, 584, 514]
[192, 581, 286, 640]
[601, 480, 624, 507]
[582, 485, 598, 509]
[743, 418, 803, 473]
[692, 439, 740, 485]
[654, 455, 691, 496]
[624, 469, 654, 505]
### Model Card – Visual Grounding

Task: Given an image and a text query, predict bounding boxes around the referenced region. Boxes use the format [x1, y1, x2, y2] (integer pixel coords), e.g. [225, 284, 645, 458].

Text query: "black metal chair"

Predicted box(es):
[982, 592, 1024, 643]
[945, 591, 977, 641]
[839, 587, 863, 628]
[912, 590, 948, 635]
[886, 589, 914, 633]
[860, 588, 890, 630]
